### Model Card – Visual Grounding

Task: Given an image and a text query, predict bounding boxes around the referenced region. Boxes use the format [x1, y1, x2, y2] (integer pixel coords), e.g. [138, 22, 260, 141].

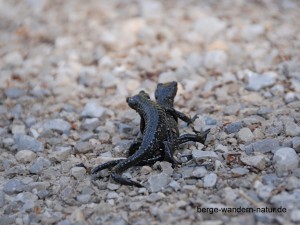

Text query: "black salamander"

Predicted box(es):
[92, 91, 167, 187]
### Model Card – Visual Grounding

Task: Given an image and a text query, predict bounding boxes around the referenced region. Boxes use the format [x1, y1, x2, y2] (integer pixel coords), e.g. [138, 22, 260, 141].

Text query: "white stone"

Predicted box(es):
[194, 17, 226, 40]
[237, 127, 254, 143]
[240, 154, 266, 170]
[241, 24, 265, 41]
[49, 146, 71, 162]
[15, 150, 36, 163]
[81, 101, 105, 118]
[203, 173, 218, 188]
[192, 150, 219, 161]
[11, 124, 26, 135]
[204, 50, 228, 71]
[158, 71, 177, 83]
[192, 167, 207, 178]
[4, 51, 23, 67]
[291, 209, 300, 222]
[71, 167, 86, 180]
[245, 70, 277, 91]
[273, 147, 299, 176]
[285, 121, 300, 136]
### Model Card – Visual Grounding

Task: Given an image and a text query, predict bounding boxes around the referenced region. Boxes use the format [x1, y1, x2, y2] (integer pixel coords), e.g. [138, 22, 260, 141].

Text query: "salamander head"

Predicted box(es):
[138, 90, 150, 99]
[126, 90, 151, 111]
[155, 81, 177, 106]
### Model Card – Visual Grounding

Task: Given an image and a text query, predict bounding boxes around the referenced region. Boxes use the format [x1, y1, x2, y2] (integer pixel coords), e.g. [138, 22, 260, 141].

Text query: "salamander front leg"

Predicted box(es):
[178, 129, 210, 145]
[111, 172, 143, 187]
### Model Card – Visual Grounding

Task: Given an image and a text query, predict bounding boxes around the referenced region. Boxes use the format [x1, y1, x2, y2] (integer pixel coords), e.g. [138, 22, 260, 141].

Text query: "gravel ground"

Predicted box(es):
[1, 0, 300, 224]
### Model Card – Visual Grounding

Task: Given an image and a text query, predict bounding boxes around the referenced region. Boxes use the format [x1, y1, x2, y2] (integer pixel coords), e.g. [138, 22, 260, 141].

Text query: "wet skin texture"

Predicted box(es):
[91, 82, 210, 187]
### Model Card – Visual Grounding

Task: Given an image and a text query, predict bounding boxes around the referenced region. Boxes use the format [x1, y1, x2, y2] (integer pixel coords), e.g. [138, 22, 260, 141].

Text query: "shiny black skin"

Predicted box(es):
[92, 82, 209, 187]
[135, 82, 209, 165]
[92, 91, 167, 187]
[154, 82, 209, 165]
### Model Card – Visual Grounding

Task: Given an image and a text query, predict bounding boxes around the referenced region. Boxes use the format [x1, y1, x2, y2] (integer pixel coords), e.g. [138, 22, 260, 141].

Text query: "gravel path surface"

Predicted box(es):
[1, 0, 300, 224]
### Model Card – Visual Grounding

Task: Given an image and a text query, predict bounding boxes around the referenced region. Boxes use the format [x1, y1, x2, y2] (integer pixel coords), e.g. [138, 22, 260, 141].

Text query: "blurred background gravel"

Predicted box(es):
[0, 0, 300, 224]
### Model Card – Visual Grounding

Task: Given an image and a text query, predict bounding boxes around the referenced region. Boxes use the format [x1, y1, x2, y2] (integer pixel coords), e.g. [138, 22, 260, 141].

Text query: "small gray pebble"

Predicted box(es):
[29, 157, 51, 174]
[62, 104, 75, 112]
[273, 147, 299, 176]
[261, 174, 281, 186]
[80, 132, 95, 141]
[157, 161, 173, 175]
[81, 101, 105, 118]
[106, 191, 119, 199]
[192, 167, 207, 178]
[257, 107, 272, 118]
[2, 138, 14, 148]
[37, 190, 49, 199]
[252, 138, 280, 153]
[270, 191, 297, 208]
[74, 141, 93, 153]
[231, 167, 249, 176]
[292, 137, 300, 153]
[0, 191, 5, 208]
[245, 71, 276, 91]
[168, 180, 181, 191]
[81, 118, 100, 131]
[147, 193, 164, 203]
[237, 127, 254, 143]
[30, 88, 50, 97]
[3, 178, 24, 195]
[5, 87, 26, 99]
[244, 144, 254, 155]
[291, 209, 300, 222]
[28, 181, 51, 191]
[12, 104, 22, 119]
[240, 154, 266, 170]
[0, 105, 8, 114]
[224, 121, 245, 134]
[285, 121, 300, 136]
[279, 60, 300, 79]
[177, 166, 194, 179]
[43, 119, 71, 134]
[50, 146, 71, 162]
[204, 116, 218, 125]
[203, 173, 218, 188]
[129, 202, 143, 211]
[71, 167, 86, 179]
[15, 192, 38, 203]
[148, 173, 171, 192]
[192, 150, 218, 161]
[76, 194, 91, 203]
[257, 185, 273, 201]
[107, 182, 120, 191]
[57, 220, 72, 225]
[0, 215, 15, 224]
[15, 150, 36, 163]
[204, 50, 228, 72]
[223, 104, 240, 116]
[14, 134, 44, 152]
[11, 123, 26, 135]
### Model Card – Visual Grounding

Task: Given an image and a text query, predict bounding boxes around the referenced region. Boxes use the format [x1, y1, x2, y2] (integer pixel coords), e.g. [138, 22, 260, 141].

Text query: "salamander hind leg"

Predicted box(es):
[163, 141, 180, 168]
[178, 128, 210, 145]
[91, 159, 123, 175]
[128, 139, 142, 156]
[111, 172, 143, 187]
[193, 128, 210, 143]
